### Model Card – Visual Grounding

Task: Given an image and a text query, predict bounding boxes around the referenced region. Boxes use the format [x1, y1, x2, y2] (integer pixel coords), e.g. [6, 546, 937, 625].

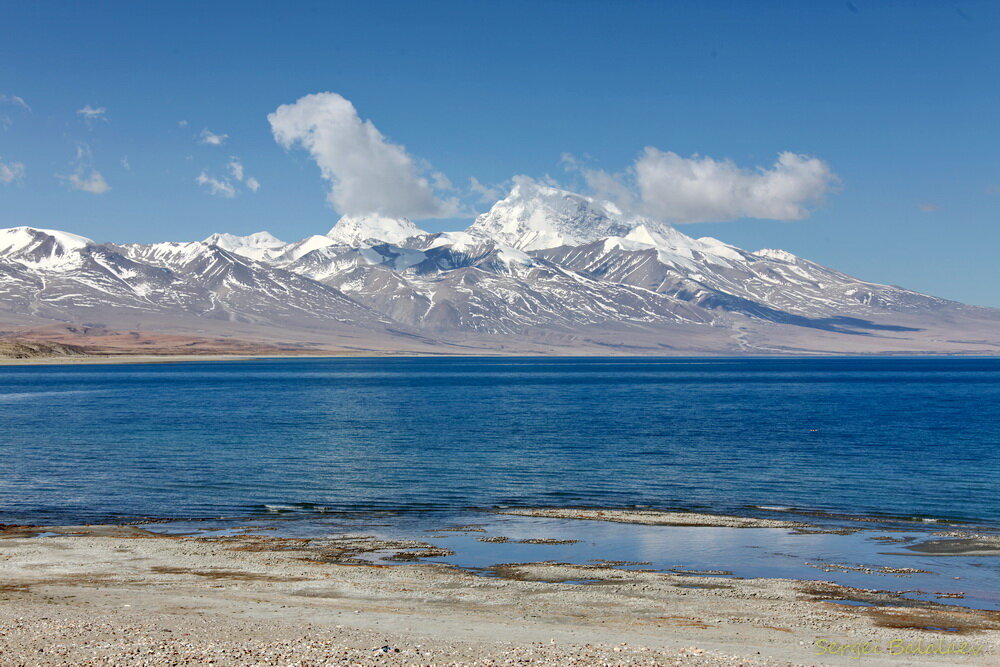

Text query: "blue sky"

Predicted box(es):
[1, 1, 997, 305]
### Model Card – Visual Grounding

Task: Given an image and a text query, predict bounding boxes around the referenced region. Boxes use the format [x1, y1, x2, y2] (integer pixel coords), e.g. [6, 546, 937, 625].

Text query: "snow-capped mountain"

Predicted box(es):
[2, 185, 998, 355]
[0, 227, 400, 349]
[0, 226, 93, 269]
[326, 214, 426, 246]
[467, 177, 640, 250]
[203, 231, 288, 263]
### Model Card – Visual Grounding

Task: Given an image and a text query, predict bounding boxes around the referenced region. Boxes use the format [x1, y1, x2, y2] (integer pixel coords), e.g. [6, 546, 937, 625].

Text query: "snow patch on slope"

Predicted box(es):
[754, 248, 799, 262]
[273, 235, 340, 265]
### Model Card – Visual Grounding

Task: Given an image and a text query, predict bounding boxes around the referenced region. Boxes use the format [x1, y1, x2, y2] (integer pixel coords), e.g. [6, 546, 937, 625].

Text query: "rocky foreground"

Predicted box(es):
[1, 523, 997, 666]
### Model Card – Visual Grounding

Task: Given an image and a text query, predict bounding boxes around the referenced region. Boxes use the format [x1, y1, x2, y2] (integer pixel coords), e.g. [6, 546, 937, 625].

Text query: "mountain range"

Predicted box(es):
[2, 179, 998, 356]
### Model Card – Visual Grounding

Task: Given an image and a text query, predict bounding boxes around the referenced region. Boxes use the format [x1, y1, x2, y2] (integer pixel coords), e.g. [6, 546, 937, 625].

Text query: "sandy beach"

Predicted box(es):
[2, 518, 998, 666]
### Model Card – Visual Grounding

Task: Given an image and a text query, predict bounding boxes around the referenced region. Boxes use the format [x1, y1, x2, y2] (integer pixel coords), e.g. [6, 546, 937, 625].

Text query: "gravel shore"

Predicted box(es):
[1, 524, 997, 665]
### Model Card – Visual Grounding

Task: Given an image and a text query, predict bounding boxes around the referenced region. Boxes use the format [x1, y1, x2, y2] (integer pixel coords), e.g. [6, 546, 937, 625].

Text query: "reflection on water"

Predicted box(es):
[145, 510, 1000, 612]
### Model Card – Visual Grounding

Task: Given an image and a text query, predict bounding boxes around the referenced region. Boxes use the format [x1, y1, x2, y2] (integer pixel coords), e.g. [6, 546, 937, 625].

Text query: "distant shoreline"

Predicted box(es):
[3, 350, 1000, 366]
[0, 351, 417, 366]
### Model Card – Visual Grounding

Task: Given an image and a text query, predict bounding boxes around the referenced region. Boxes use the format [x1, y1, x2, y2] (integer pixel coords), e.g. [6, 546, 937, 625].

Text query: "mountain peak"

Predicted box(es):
[467, 177, 649, 250]
[203, 231, 286, 249]
[203, 231, 287, 262]
[0, 226, 93, 268]
[326, 214, 427, 247]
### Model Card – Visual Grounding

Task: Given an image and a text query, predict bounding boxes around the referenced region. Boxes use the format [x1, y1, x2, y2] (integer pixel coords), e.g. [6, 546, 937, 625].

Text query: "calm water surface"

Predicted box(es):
[1, 356, 997, 525]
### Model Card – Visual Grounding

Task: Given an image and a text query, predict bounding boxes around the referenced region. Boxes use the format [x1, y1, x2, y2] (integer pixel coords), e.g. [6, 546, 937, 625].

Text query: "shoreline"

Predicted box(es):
[9, 501, 999, 534]
[3, 351, 1000, 366]
[0, 351, 435, 366]
[2, 518, 998, 665]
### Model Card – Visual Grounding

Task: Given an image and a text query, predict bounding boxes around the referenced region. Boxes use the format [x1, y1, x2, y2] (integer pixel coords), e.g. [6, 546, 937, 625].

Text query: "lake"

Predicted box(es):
[2, 356, 997, 526]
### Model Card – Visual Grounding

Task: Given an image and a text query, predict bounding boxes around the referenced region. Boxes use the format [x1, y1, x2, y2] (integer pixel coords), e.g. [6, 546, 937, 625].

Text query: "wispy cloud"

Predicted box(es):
[196, 156, 259, 198]
[227, 157, 244, 182]
[77, 105, 108, 122]
[199, 128, 228, 146]
[61, 145, 110, 194]
[0, 157, 25, 184]
[268, 92, 460, 219]
[0, 94, 31, 112]
[196, 171, 237, 198]
[565, 149, 838, 223]
[1, 94, 31, 130]
[469, 176, 504, 203]
[918, 202, 940, 212]
[68, 170, 111, 194]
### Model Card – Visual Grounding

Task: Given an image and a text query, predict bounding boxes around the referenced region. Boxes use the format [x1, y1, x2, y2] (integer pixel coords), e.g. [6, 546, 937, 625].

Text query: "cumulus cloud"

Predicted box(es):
[196, 156, 259, 198]
[77, 105, 108, 121]
[199, 128, 228, 146]
[61, 145, 110, 194]
[0, 158, 25, 184]
[569, 149, 838, 223]
[268, 92, 460, 219]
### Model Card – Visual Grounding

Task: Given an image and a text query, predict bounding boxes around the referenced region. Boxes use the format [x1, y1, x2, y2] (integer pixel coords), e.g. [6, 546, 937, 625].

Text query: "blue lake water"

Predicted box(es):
[1, 356, 998, 526]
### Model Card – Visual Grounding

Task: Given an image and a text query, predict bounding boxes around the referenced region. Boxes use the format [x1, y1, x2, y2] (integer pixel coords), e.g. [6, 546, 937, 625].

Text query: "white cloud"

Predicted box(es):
[196, 171, 237, 198]
[571, 149, 838, 223]
[431, 171, 453, 191]
[0, 158, 25, 184]
[69, 170, 110, 194]
[0, 94, 30, 112]
[199, 128, 228, 146]
[1, 94, 30, 130]
[178, 120, 189, 127]
[268, 92, 460, 219]
[468, 176, 504, 203]
[196, 156, 259, 198]
[228, 157, 244, 182]
[77, 105, 108, 121]
[120, 156, 131, 171]
[61, 145, 110, 194]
